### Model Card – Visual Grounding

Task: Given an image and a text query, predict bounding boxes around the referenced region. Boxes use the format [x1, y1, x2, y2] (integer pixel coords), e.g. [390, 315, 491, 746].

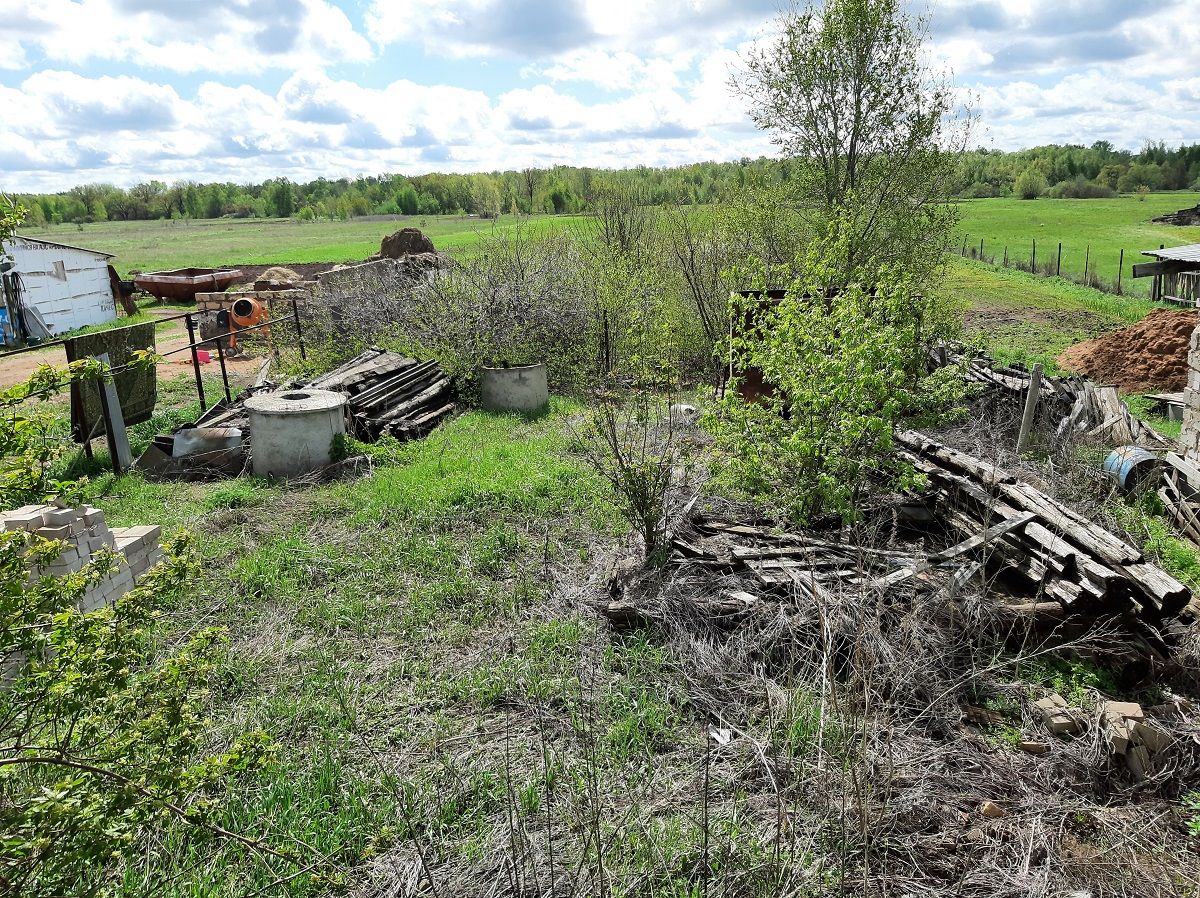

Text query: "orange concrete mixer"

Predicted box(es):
[228, 296, 270, 354]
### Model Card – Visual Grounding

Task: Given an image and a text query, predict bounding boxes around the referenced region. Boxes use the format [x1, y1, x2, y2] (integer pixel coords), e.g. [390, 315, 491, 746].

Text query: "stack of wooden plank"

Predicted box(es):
[671, 518, 921, 598]
[307, 348, 454, 441]
[895, 430, 1193, 626]
[1058, 380, 1173, 449]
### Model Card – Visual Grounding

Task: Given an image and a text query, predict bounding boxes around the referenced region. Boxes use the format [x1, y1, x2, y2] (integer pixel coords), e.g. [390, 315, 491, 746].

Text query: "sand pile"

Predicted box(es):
[259, 266, 302, 283]
[1058, 308, 1197, 393]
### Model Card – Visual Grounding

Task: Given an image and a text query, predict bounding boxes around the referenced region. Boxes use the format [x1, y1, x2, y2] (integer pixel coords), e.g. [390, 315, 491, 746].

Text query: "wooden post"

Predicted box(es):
[1032, 238, 1036, 272]
[1117, 249, 1123, 293]
[1016, 363, 1043, 454]
[1056, 242, 1062, 276]
[1003, 246, 1008, 267]
[1084, 244, 1090, 280]
[979, 238, 984, 260]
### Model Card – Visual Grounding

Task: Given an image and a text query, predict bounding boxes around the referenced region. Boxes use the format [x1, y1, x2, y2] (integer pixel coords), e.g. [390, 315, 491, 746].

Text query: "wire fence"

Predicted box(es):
[956, 236, 1160, 299]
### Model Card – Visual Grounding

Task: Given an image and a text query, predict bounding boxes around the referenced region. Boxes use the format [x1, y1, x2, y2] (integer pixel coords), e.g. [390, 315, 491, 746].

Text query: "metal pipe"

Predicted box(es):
[184, 314, 207, 412]
[291, 297, 306, 360]
[214, 335, 232, 403]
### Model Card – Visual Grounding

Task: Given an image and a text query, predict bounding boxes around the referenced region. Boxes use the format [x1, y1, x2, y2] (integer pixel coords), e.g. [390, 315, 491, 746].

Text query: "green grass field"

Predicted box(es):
[19, 192, 1200, 293]
[19, 214, 589, 277]
[956, 191, 1200, 291]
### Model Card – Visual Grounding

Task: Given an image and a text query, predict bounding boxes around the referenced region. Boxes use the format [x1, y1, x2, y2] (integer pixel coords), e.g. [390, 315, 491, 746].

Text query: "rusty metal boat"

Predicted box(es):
[134, 267, 243, 303]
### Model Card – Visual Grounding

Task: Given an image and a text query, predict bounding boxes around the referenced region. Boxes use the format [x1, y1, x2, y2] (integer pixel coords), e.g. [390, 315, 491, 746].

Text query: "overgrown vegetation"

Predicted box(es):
[0, 360, 276, 897]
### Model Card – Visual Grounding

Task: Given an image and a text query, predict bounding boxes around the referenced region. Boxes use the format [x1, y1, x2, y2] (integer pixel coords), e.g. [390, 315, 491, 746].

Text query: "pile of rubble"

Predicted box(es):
[2, 504, 161, 612]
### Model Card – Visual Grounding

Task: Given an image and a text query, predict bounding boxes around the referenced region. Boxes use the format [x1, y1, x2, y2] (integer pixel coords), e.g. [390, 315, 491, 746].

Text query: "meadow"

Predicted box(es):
[956, 191, 1200, 290]
[20, 192, 1200, 298]
[19, 213, 589, 276]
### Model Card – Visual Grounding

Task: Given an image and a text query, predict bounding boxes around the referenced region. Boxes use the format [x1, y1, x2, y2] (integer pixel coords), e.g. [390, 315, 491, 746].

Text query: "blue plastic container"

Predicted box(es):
[1102, 446, 1160, 492]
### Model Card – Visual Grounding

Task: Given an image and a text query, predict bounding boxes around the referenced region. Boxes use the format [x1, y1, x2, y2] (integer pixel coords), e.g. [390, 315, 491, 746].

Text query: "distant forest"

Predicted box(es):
[12, 141, 1200, 226]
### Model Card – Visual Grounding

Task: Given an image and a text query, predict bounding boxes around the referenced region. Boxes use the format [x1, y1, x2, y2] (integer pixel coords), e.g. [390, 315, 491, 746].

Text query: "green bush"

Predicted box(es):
[710, 228, 965, 523]
[1015, 168, 1049, 199]
[1046, 176, 1116, 199]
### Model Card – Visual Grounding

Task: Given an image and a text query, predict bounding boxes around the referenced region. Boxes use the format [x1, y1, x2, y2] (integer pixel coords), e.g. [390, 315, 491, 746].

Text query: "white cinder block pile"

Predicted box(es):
[1, 504, 162, 612]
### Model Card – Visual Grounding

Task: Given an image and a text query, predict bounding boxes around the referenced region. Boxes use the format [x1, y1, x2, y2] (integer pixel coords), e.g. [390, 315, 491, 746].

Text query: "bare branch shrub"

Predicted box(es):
[573, 393, 697, 564]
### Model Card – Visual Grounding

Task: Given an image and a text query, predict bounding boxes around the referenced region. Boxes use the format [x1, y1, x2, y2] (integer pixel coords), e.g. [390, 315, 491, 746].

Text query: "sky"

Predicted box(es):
[1, 0, 1198, 193]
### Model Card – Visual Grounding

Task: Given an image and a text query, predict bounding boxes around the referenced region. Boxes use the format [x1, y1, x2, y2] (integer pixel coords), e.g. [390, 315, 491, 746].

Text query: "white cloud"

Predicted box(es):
[365, 0, 773, 58]
[5, 0, 371, 74]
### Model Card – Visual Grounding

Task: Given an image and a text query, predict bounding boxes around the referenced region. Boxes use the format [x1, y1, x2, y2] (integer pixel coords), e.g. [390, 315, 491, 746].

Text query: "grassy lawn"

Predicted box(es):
[956, 191, 1200, 292]
[74, 396, 730, 895]
[18, 214, 587, 277]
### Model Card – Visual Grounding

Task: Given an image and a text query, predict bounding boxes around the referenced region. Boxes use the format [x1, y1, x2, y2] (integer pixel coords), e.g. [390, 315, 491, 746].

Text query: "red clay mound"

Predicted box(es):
[1058, 308, 1197, 393]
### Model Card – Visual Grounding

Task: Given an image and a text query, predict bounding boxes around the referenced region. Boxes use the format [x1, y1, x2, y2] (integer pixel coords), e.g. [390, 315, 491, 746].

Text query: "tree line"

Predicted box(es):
[14, 139, 1200, 229]
[960, 141, 1200, 199]
[13, 160, 782, 226]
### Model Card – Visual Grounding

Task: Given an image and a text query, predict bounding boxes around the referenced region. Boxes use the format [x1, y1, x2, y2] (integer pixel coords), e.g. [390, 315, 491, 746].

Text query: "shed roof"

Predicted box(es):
[6, 234, 114, 259]
[1141, 243, 1200, 263]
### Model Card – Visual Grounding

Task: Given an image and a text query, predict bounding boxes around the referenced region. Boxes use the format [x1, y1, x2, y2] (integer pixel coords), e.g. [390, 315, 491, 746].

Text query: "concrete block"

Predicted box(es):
[1132, 720, 1172, 754]
[1033, 693, 1086, 735]
[40, 507, 78, 527]
[124, 525, 161, 547]
[1100, 701, 1144, 754]
[2, 509, 49, 531]
[35, 525, 72, 541]
[1125, 745, 1153, 781]
[81, 506, 104, 526]
[46, 558, 84, 575]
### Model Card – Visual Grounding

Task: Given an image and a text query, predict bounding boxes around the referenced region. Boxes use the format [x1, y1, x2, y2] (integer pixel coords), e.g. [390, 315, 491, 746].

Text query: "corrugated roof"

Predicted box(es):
[1142, 243, 1200, 263]
[6, 234, 114, 258]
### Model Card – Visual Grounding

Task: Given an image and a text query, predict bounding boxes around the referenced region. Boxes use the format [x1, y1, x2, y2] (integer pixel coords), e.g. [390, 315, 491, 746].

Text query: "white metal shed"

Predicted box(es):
[1, 235, 118, 338]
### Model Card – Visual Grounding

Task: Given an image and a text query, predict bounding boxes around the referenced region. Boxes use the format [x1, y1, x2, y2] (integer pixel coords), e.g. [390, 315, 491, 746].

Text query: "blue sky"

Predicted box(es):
[1, 0, 1198, 192]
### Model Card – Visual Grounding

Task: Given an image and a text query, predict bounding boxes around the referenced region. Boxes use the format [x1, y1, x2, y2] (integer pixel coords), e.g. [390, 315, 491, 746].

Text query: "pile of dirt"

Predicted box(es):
[226, 262, 341, 284]
[380, 227, 435, 258]
[1058, 308, 1197, 393]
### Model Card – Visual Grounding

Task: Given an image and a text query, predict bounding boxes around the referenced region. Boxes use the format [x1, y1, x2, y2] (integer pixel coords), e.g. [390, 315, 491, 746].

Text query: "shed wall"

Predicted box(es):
[7, 241, 116, 336]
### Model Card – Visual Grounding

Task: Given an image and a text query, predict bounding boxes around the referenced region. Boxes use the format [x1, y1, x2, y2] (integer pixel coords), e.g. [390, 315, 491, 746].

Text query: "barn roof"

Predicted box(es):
[7, 234, 114, 259]
[1142, 243, 1200, 263]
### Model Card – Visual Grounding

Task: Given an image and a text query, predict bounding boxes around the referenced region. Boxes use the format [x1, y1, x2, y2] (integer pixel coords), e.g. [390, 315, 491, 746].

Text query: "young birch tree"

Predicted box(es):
[736, 0, 973, 286]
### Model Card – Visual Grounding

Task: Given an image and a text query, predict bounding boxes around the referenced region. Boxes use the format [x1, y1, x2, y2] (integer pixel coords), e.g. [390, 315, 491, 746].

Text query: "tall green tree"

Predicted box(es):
[736, 0, 973, 285]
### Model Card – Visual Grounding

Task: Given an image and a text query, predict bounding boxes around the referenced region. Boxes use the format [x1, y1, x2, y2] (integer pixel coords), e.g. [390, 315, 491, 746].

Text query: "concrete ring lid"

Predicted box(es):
[244, 388, 347, 415]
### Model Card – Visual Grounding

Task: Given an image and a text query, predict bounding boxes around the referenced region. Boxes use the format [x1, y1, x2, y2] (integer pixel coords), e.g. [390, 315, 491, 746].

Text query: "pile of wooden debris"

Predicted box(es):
[936, 347, 1173, 449]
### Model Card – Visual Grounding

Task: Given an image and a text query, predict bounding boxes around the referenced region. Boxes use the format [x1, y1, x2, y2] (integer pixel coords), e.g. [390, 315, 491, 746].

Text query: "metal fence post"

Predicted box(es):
[291, 297, 307, 361]
[184, 314, 207, 412]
